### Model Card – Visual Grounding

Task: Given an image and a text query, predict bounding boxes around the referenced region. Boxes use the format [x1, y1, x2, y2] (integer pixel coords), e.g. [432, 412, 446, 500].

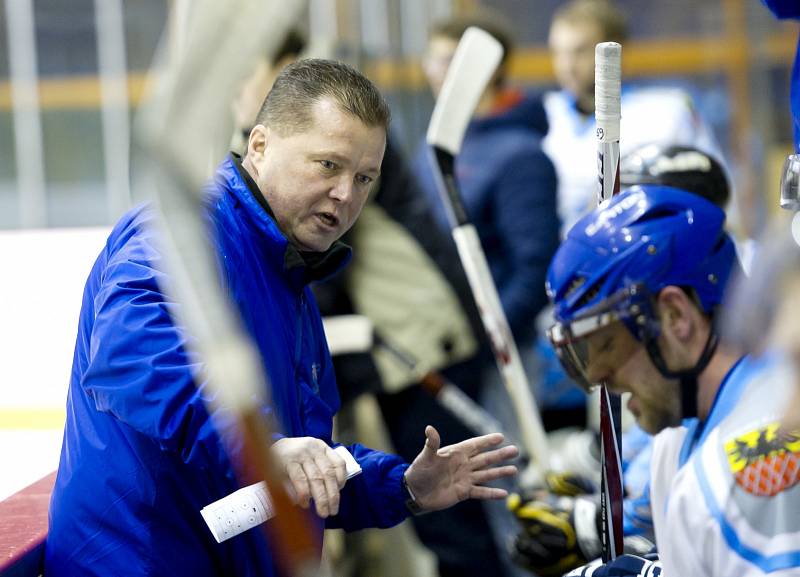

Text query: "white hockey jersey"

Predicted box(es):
[543, 87, 723, 234]
[649, 353, 800, 576]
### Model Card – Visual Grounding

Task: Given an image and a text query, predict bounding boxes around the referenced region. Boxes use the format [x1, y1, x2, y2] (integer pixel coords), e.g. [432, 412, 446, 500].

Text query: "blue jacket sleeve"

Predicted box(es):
[494, 147, 560, 341]
[82, 252, 247, 473]
[761, 0, 800, 152]
[325, 444, 410, 530]
[761, 0, 800, 18]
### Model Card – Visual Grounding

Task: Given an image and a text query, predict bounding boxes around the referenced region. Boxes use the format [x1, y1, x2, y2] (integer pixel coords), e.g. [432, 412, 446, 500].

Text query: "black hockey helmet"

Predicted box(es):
[620, 144, 730, 208]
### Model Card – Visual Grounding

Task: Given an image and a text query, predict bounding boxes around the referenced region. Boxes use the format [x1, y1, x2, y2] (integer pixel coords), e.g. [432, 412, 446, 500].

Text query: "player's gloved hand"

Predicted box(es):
[508, 492, 655, 576]
[545, 471, 598, 496]
[563, 554, 662, 577]
[507, 492, 597, 577]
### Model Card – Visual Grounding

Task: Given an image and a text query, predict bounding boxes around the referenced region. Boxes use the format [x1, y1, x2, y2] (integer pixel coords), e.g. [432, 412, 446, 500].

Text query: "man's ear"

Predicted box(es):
[247, 124, 269, 163]
[242, 125, 270, 182]
[656, 286, 697, 342]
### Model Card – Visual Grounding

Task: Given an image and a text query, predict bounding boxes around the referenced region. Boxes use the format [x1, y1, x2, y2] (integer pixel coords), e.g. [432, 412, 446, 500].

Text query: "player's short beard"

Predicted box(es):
[640, 382, 683, 435]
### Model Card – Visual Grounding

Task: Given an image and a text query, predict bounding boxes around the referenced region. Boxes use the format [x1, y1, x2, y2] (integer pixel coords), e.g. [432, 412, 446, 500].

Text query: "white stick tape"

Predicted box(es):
[595, 42, 621, 142]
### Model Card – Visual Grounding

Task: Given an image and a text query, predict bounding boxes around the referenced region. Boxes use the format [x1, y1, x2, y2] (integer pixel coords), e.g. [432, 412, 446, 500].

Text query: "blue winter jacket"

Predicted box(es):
[44, 156, 410, 577]
[413, 91, 560, 344]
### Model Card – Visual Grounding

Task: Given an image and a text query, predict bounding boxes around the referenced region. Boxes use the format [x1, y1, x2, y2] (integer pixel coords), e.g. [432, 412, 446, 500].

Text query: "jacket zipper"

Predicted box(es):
[294, 291, 305, 435]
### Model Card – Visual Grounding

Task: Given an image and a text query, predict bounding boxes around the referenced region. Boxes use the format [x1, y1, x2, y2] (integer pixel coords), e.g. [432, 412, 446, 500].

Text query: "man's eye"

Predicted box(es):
[319, 160, 337, 170]
[355, 174, 373, 186]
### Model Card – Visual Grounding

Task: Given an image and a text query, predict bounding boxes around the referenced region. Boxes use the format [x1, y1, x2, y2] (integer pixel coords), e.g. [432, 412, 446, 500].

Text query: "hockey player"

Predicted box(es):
[510, 144, 732, 576]
[541, 185, 800, 576]
[544, 0, 724, 234]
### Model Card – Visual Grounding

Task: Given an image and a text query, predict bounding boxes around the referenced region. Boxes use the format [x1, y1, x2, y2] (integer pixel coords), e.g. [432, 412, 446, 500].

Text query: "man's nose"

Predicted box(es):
[330, 177, 354, 203]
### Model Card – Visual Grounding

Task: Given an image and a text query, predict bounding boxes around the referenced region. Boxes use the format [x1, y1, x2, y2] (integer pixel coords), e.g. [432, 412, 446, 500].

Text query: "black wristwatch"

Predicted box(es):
[402, 473, 425, 516]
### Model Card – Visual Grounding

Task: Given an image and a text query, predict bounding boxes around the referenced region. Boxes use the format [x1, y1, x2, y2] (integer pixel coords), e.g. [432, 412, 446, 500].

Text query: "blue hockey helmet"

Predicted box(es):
[546, 185, 739, 392]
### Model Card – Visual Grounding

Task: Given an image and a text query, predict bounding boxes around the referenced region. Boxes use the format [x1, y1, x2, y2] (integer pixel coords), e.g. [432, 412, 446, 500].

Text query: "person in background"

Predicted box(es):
[414, 14, 560, 354]
[544, 0, 724, 234]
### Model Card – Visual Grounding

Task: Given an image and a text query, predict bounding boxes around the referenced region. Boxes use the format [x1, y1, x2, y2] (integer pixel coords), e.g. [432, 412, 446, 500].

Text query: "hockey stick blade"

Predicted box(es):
[426, 27, 503, 156]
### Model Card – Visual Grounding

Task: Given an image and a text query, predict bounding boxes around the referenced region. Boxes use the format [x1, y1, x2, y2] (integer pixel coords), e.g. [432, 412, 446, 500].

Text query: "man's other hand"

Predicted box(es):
[271, 437, 347, 518]
[403, 425, 518, 513]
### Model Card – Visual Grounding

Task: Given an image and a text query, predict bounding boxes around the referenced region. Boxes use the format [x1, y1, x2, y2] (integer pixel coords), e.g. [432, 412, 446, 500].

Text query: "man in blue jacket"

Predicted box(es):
[414, 16, 560, 351]
[44, 59, 519, 577]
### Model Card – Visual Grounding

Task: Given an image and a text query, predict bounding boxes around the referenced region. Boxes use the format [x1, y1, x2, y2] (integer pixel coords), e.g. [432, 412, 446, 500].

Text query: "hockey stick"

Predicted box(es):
[322, 315, 520, 448]
[136, 2, 319, 576]
[374, 332, 520, 447]
[426, 27, 550, 478]
[595, 41, 625, 562]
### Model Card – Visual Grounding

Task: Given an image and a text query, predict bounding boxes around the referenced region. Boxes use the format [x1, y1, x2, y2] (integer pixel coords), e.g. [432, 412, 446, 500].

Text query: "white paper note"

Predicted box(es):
[201, 445, 362, 543]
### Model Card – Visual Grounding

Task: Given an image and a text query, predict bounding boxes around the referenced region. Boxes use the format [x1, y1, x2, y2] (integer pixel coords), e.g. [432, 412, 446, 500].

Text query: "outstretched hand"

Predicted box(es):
[404, 425, 518, 513]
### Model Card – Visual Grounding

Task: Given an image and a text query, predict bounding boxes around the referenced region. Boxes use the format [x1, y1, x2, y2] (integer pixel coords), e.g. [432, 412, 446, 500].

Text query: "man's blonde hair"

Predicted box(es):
[255, 58, 390, 136]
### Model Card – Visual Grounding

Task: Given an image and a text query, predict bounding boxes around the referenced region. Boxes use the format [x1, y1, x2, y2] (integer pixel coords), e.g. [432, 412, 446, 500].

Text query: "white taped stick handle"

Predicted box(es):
[595, 42, 621, 204]
[595, 42, 621, 143]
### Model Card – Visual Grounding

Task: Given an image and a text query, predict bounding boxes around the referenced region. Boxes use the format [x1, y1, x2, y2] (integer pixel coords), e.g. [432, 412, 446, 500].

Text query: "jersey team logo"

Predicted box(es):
[725, 423, 800, 497]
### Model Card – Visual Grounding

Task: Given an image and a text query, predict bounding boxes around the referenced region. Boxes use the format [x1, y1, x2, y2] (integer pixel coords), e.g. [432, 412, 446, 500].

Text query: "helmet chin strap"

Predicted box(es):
[642, 329, 719, 419]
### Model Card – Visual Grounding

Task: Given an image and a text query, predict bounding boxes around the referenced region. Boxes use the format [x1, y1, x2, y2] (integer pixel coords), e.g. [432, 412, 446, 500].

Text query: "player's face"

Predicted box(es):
[582, 322, 683, 434]
[423, 35, 458, 98]
[247, 97, 385, 252]
[548, 19, 602, 103]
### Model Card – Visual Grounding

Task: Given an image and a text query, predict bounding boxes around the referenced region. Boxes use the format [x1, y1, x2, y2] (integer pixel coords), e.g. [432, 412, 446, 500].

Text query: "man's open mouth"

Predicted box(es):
[317, 212, 339, 228]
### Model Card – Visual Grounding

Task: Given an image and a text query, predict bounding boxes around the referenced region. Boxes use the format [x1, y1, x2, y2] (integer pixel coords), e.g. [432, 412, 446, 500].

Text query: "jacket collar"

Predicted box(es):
[220, 153, 351, 285]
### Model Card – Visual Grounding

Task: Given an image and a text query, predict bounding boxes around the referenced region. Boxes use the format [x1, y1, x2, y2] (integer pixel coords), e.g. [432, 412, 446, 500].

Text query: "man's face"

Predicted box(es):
[247, 97, 385, 252]
[581, 322, 683, 434]
[422, 35, 458, 98]
[548, 19, 603, 103]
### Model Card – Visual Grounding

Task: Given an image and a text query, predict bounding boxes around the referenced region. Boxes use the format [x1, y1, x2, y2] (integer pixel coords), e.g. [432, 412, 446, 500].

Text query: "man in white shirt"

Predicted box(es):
[544, 0, 723, 234]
